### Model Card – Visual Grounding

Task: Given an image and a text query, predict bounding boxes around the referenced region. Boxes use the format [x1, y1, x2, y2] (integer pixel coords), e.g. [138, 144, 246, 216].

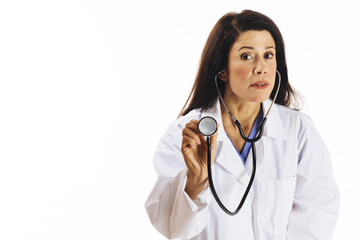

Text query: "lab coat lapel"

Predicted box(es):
[216, 136, 253, 188]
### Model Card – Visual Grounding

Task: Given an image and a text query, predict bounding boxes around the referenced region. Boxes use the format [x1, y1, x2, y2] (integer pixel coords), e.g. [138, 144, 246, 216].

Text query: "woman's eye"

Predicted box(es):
[241, 54, 252, 60]
[265, 52, 274, 59]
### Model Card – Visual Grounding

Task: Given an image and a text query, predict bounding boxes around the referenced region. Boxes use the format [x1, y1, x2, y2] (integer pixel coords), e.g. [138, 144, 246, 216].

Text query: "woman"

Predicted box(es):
[145, 10, 339, 240]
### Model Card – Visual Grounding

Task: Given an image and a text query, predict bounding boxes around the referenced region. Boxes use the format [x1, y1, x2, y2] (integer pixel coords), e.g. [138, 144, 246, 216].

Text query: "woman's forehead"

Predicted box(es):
[232, 30, 276, 51]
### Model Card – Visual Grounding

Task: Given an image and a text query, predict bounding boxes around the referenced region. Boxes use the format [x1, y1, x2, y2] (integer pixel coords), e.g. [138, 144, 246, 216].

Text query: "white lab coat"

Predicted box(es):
[145, 99, 340, 240]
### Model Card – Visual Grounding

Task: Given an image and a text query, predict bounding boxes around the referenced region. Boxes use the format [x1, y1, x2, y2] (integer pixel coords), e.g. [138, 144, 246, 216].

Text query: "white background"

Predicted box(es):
[0, 0, 358, 239]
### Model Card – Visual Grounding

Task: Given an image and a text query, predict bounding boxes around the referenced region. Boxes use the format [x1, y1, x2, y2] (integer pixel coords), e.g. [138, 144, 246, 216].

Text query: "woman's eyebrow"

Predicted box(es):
[266, 46, 276, 50]
[238, 46, 254, 51]
[238, 46, 275, 51]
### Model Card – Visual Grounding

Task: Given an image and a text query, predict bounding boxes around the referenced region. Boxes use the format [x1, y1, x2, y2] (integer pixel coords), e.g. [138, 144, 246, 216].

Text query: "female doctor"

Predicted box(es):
[145, 10, 340, 240]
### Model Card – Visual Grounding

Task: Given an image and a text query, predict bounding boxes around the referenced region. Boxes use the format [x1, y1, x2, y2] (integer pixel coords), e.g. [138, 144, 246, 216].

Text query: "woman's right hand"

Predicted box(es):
[181, 119, 218, 199]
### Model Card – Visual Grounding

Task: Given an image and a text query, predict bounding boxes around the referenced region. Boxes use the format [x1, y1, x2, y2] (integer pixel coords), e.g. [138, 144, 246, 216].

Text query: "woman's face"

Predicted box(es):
[221, 30, 277, 103]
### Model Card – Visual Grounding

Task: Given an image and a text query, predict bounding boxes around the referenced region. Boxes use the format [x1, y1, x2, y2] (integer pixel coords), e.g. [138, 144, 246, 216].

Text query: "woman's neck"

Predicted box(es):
[221, 95, 261, 129]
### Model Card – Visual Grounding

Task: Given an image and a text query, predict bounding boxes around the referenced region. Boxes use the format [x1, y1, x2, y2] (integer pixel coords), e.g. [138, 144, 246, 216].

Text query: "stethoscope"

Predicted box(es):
[197, 70, 281, 216]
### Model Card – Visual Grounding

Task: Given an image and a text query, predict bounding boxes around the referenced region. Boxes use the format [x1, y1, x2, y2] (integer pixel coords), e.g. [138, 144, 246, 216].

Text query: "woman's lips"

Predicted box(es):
[250, 81, 270, 89]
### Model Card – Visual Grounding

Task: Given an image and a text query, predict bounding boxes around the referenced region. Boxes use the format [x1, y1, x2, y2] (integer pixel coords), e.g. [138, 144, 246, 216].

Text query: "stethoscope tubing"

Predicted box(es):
[234, 118, 267, 143]
[206, 134, 260, 215]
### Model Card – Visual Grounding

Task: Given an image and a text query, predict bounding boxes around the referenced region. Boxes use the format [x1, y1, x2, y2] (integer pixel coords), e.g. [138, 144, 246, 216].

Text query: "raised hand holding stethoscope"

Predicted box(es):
[181, 119, 219, 200]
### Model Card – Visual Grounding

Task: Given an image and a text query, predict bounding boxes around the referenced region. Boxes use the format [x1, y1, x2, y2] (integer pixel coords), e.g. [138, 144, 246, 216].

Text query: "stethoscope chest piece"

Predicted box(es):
[198, 116, 217, 137]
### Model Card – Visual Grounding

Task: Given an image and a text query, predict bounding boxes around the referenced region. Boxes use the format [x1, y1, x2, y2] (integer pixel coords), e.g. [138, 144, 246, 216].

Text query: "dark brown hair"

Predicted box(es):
[180, 10, 302, 116]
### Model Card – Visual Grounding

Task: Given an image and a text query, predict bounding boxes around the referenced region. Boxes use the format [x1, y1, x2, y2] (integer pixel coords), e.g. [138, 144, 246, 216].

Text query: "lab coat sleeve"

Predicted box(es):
[144, 120, 211, 239]
[287, 117, 340, 240]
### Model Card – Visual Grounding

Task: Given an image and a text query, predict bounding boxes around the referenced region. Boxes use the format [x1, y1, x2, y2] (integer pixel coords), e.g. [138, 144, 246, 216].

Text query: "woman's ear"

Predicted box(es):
[218, 71, 228, 81]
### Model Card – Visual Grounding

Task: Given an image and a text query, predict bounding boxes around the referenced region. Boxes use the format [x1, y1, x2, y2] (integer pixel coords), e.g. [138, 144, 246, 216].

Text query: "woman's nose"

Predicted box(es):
[253, 58, 267, 75]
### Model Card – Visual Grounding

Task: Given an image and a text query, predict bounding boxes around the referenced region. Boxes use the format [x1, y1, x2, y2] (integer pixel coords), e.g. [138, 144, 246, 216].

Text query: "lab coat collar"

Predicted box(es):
[199, 98, 287, 141]
[261, 99, 287, 140]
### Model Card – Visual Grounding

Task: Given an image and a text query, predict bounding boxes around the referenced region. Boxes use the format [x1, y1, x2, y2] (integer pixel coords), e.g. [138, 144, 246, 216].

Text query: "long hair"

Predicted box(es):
[179, 10, 302, 117]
